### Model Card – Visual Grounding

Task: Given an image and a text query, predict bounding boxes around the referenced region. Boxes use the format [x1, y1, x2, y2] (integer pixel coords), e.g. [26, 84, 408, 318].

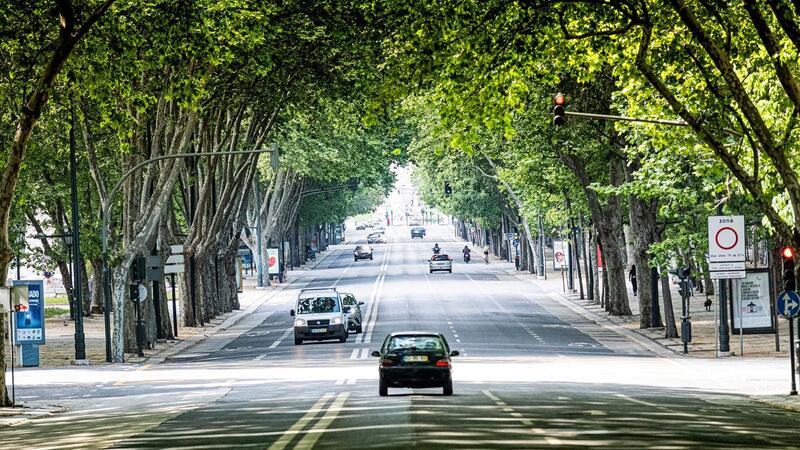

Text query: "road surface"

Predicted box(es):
[4, 225, 800, 449]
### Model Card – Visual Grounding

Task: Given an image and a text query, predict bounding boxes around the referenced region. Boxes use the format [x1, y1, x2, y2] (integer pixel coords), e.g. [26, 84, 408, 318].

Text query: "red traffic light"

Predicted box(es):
[553, 93, 565, 106]
[781, 246, 795, 260]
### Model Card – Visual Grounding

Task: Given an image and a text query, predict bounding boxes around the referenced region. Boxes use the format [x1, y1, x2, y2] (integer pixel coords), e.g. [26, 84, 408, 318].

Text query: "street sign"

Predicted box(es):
[710, 271, 747, 280]
[164, 245, 185, 274]
[145, 255, 163, 281]
[708, 216, 745, 262]
[776, 290, 800, 318]
[709, 261, 745, 271]
[708, 215, 745, 279]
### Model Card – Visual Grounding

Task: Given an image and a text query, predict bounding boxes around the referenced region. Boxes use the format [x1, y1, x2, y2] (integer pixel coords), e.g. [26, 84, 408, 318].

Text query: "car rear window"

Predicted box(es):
[432, 254, 449, 261]
[387, 335, 444, 351]
[297, 297, 340, 314]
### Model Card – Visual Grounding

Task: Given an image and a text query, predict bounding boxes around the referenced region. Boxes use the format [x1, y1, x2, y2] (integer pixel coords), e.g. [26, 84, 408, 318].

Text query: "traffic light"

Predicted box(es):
[552, 93, 566, 126]
[130, 283, 140, 302]
[130, 256, 146, 283]
[444, 181, 452, 196]
[782, 246, 796, 292]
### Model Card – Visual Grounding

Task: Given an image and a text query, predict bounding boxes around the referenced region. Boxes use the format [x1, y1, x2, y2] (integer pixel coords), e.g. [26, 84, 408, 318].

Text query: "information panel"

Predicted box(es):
[731, 269, 775, 335]
[13, 280, 45, 344]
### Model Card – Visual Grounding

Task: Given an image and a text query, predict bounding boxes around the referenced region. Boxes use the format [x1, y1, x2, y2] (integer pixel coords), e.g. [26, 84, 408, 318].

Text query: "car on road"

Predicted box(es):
[373, 226, 386, 235]
[354, 244, 373, 261]
[341, 293, 365, 333]
[429, 254, 452, 273]
[408, 218, 421, 226]
[291, 288, 348, 345]
[355, 223, 366, 230]
[367, 233, 386, 244]
[372, 332, 458, 396]
[410, 226, 426, 239]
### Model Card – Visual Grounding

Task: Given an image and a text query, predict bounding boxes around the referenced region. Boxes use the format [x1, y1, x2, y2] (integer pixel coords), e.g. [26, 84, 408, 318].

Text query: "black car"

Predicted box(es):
[410, 226, 425, 239]
[353, 244, 373, 261]
[372, 332, 458, 396]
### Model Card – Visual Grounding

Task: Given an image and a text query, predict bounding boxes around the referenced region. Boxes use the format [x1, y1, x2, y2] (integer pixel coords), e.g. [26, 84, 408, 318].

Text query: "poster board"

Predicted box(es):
[553, 240, 569, 270]
[730, 268, 775, 335]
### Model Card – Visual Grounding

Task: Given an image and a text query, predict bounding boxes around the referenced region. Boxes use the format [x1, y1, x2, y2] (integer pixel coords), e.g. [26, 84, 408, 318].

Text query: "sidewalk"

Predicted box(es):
[4, 250, 336, 368]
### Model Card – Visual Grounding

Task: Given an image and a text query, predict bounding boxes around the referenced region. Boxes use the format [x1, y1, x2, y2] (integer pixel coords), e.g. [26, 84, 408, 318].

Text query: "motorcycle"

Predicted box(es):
[306, 249, 316, 262]
[463, 253, 470, 263]
[432, 246, 441, 254]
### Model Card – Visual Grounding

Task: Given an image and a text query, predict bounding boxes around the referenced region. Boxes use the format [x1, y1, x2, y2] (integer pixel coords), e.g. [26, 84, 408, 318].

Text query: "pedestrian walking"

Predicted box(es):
[629, 264, 638, 296]
[483, 245, 490, 264]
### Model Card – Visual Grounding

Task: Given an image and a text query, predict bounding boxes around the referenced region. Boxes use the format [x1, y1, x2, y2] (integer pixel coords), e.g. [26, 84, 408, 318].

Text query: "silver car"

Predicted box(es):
[429, 254, 453, 273]
[341, 293, 365, 333]
[354, 244, 373, 261]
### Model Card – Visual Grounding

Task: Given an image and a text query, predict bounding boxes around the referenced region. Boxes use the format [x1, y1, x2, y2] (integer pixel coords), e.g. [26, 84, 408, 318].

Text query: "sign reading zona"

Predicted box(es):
[708, 215, 745, 279]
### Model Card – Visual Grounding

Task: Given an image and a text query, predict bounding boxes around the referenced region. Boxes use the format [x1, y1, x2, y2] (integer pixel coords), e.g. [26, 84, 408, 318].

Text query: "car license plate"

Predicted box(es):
[403, 355, 428, 362]
[311, 328, 327, 334]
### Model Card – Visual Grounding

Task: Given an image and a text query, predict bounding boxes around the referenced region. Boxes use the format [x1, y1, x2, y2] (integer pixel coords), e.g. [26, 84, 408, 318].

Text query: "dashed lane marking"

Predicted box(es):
[269, 327, 294, 349]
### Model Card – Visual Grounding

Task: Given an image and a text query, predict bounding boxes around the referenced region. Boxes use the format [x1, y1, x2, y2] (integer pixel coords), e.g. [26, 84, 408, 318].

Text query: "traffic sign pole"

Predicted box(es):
[790, 318, 798, 395]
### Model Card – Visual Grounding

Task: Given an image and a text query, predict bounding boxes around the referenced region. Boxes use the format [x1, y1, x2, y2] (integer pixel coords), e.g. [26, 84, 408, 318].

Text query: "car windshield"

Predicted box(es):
[387, 335, 444, 352]
[296, 296, 340, 314]
[356, 245, 368, 251]
[432, 254, 449, 261]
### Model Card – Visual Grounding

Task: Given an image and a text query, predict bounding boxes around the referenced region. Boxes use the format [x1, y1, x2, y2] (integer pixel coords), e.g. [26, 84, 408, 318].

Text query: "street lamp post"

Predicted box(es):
[69, 107, 87, 362]
[101, 148, 276, 362]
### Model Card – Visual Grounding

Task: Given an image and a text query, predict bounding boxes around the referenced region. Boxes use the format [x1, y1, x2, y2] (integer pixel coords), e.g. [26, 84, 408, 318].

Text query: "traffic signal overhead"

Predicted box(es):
[444, 181, 452, 196]
[552, 93, 566, 127]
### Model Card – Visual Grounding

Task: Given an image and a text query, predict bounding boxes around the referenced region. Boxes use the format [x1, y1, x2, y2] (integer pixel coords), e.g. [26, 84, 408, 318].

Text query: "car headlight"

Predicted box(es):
[332, 316, 343, 325]
[294, 319, 305, 327]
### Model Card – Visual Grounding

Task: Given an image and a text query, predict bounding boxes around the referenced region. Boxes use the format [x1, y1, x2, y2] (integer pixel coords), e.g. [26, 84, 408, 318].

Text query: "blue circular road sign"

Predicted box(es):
[776, 290, 800, 318]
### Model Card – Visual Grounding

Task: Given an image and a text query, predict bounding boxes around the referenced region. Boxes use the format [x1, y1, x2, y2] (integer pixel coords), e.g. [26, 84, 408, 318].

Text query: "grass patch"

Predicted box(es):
[47, 296, 69, 306]
[45, 307, 70, 318]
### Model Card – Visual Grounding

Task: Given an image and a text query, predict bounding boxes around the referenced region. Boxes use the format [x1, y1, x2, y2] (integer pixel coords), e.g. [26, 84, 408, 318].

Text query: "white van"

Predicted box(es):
[290, 287, 348, 345]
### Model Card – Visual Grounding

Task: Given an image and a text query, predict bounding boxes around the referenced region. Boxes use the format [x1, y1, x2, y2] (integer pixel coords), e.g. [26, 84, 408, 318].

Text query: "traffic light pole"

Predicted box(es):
[562, 111, 742, 138]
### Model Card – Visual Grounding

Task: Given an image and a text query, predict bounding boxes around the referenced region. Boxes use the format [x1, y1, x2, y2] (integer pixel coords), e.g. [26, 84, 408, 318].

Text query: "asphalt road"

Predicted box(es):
[4, 225, 800, 449]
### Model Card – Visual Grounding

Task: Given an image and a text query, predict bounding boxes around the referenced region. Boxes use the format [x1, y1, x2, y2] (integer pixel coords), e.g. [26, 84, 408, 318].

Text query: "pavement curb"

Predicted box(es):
[0, 404, 66, 427]
[138, 247, 341, 365]
[143, 281, 295, 365]
[750, 395, 800, 414]
[517, 274, 677, 358]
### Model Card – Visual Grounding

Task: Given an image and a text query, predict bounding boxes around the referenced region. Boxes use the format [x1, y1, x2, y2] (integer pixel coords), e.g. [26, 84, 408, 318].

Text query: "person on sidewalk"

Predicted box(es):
[629, 264, 638, 296]
[483, 245, 490, 264]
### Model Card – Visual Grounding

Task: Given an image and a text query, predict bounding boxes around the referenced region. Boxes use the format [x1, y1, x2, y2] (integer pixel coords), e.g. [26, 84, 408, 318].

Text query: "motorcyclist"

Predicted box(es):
[462, 245, 471, 263]
[433, 243, 441, 254]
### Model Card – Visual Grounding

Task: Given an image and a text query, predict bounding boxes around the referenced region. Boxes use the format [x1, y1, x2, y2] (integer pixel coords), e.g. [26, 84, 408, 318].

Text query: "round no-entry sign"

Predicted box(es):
[715, 226, 738, 250]
[708, 216, 745, 263]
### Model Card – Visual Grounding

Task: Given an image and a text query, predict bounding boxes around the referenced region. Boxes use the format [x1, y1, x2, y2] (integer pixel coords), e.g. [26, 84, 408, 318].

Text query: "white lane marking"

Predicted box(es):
[335, 379, 345, 385]
[482, 390, 561, 445]
[267, 393, 335, 450]
[355, 271, 384, 344]
[349, 349, 359, 360]
[294, 392, 350, 449]
[359, 348, 370, 359]
[346, 379, 356, 385]
[362, 273, 386, 344]
[268, 327, 294, 349]
[456, 339, 461, 343]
